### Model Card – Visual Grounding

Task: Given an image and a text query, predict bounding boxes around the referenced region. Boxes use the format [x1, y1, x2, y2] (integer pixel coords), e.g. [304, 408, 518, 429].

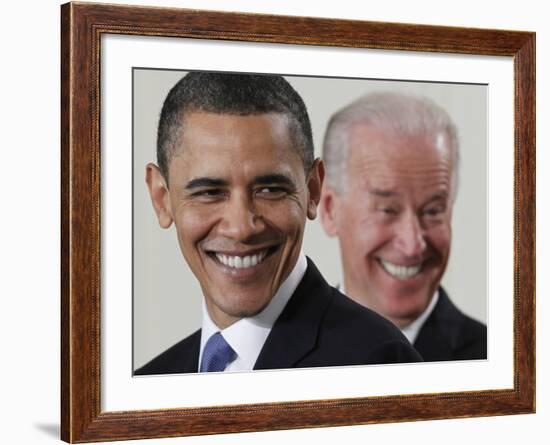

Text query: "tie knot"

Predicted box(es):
[200, 332, 237, 372]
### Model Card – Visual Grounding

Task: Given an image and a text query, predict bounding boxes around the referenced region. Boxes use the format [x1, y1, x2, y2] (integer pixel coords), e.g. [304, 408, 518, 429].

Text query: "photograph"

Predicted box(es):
[133, 69, 488, 375]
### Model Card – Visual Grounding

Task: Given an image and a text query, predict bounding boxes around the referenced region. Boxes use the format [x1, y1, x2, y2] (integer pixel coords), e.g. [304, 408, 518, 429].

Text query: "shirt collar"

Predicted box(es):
[338, 283, 439, 345]
[199, 252, 308, 371]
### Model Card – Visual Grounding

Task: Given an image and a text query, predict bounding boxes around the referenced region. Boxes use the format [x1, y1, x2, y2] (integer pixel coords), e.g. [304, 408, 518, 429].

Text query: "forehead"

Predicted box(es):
[169, 112, 301, 179]
[346, 124, 454, 191]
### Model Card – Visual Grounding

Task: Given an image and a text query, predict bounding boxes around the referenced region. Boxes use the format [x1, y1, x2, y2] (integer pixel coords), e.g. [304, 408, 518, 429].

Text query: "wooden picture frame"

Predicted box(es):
[61, 1, 535, 442]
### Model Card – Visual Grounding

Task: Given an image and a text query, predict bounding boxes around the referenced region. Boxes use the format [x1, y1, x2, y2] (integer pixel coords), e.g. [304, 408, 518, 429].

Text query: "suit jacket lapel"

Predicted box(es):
[169, 329, 201, 374]
[414, 287, 463, 359]
[134, 328, 201, 375]
[254, 258, 334, 370]
[181, 332, 201, 373]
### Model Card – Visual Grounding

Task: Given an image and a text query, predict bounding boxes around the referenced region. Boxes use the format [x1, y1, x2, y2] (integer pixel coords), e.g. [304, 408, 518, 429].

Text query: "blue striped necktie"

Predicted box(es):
[200, 332, 237, 372]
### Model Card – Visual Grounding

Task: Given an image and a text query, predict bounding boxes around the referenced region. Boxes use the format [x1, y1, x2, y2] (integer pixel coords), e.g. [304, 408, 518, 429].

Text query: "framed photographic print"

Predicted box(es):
[61, 1, 535, 442]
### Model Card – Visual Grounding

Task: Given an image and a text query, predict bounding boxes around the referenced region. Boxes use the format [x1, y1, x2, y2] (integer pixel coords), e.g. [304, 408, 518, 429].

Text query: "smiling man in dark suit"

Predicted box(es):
[135, 72, 421, 375]
[320, 92, 487, 362]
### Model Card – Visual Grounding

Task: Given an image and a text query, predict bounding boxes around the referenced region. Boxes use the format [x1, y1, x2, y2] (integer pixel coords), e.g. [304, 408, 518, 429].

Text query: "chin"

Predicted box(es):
[219, 294, 272, 319]
[386, 295, 430, 319]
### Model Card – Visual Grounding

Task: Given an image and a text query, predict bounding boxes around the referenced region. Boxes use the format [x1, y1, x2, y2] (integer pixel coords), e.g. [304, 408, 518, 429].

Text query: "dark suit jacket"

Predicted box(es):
[413, 287, 487, 362]
[135, 258, 422, 375]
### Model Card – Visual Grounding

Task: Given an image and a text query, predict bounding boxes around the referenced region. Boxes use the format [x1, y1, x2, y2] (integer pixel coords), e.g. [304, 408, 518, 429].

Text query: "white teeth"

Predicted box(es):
[379, 259, 422, 280]
[215, 250, 269, 269]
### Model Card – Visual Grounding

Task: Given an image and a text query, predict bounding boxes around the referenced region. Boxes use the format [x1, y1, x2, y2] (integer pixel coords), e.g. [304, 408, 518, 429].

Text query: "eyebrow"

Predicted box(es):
[424, 192, 449, 204]
[185, 177, 228, 190]
[252, 173, 296, 188]
[370, 188, 398, 198]
[184, 173, 296, 191]
[369, 188, 449, 202]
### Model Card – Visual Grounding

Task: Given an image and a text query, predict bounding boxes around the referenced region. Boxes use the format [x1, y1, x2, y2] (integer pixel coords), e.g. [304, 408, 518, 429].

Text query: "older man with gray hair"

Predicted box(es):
[319, 92, 486, 362]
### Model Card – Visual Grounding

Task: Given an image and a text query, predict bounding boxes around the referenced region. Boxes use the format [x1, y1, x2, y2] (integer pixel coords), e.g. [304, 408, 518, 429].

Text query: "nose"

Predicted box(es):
[217, 192, 264, 241]
[394, 212, 427, 257]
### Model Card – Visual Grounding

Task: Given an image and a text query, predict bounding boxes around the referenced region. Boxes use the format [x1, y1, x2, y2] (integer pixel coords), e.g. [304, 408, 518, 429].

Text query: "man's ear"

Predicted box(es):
[145, 163, 173, 228]
[319, 181, 340, 237]
[306, 158, 325, 220]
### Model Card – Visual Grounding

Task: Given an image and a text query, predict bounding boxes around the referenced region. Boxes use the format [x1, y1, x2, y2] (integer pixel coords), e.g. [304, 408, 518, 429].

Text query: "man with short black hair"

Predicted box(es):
[136, 73, 421, 375]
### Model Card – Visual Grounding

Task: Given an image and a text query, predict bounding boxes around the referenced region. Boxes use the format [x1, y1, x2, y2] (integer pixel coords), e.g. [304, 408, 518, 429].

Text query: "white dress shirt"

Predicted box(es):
[198, 252, 308, 372]
[339, 284, 439, 344]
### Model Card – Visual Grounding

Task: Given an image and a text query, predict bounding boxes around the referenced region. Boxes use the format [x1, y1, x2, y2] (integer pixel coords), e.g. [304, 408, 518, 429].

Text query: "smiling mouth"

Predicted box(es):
[379, 259, 423, 280]
[207, 246, 280, 270]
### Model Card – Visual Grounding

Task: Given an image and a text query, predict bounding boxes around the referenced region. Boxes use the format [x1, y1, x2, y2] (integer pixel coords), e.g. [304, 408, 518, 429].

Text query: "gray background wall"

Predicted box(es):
[133, 69, 487, 369]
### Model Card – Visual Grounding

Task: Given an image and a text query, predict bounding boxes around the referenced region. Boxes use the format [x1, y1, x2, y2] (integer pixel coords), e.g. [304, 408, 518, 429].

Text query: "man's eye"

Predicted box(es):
[422, 207, 444, 217]
[191, 189, 225, 199]
[256, 187, 287, 198]
[378, 207, 397, 215]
